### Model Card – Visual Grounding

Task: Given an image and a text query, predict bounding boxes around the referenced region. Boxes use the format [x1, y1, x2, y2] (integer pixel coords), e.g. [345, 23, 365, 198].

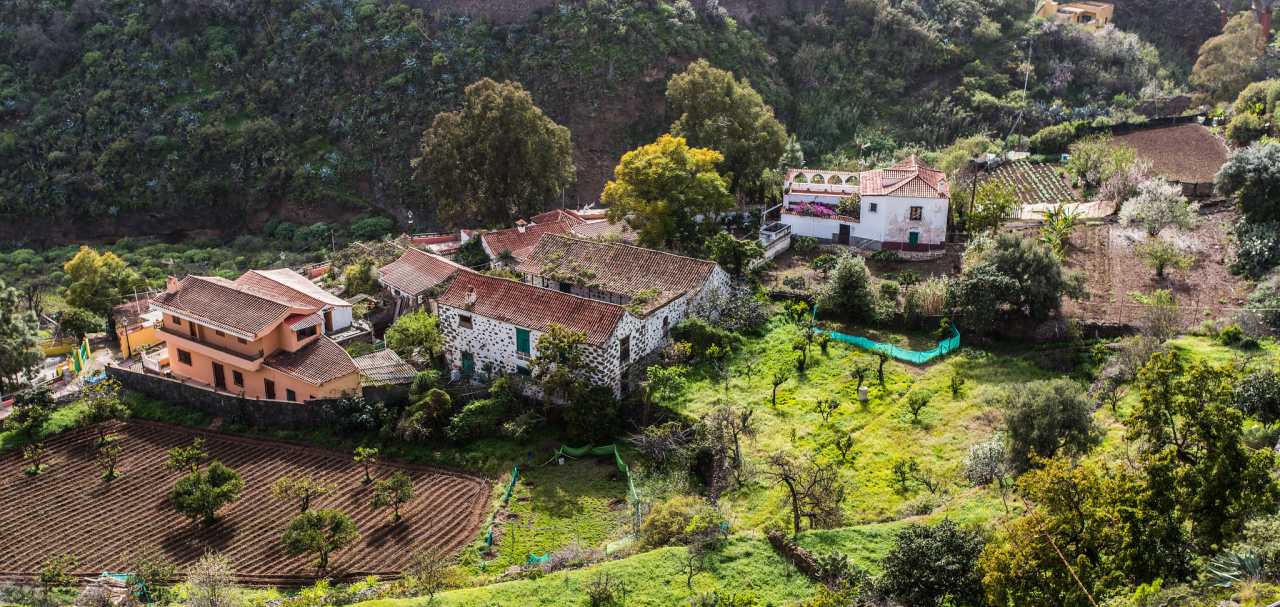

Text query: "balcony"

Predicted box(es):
[159, 326, 265, 368]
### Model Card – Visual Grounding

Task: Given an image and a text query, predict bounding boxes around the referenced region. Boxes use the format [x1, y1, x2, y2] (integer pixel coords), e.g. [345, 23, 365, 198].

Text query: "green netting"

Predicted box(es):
[824, 324, 961, 365]
[545, 444, 639, 506]
[482, 465, 520, 549]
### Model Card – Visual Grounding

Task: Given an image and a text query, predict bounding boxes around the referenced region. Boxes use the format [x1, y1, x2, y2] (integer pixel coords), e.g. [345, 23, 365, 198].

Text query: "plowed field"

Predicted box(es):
[0, 421, 490, 585]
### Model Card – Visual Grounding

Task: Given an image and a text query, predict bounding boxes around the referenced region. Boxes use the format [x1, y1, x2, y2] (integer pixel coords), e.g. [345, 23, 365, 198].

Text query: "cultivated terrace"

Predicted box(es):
[3, 2, 1280, 607]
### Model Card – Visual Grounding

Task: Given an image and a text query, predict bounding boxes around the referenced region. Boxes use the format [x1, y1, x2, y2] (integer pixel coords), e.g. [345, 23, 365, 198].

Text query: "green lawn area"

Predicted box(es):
[359, 524, 907, 607]
[466, 457, 633, 574]
[662, 317, 1056, 530]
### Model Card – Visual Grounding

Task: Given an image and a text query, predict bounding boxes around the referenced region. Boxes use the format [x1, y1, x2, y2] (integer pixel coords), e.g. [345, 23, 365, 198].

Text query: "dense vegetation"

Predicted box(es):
[1, 0, 1185, 241]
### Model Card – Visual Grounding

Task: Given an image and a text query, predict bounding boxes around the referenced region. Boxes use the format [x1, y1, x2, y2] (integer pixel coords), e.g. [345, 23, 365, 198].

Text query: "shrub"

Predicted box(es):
[349, 215, 395, 241]
[1029, 121, 1080, 154]
[1226, 112, 1268, 146]
[1119, 178, 1197, 237]
[992, 379, 1098, 473]
[782, 275, 806, 291]
[880, 522, 985, 607]
[1230, 514, 1280, 580]
[1231, 220, 1280, 278]
[791, 236, 819, 255]
[818, 253, 876, 323]
[1246, 273, 1280, 330]
[1233, 368, 1280, 424]
[563, 385, 620, 443]
[671, 317, 741, 358]
[640, 496, 724, 548]
[446, 397, 509, 442]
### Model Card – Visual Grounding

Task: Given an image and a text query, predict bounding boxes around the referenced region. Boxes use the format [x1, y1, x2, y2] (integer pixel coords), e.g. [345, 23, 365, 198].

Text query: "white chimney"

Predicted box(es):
[465, 286, 477, 308]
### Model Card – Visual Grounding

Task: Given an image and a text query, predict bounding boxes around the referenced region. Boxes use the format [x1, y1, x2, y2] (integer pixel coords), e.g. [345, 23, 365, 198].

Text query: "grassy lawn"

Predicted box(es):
[661, 317, 1058, 530]
[466, 457, 633, 574]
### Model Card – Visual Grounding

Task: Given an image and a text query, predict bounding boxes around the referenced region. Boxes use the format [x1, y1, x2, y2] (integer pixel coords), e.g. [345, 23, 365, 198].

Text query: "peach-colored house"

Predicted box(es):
[152, 271, 361, 402]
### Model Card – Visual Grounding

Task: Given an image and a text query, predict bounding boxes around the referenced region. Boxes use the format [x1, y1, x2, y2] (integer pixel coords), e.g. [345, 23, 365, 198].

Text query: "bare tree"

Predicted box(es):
[812, 397, 840, 422]
[705, 403, 757, 489]
[892, 458, 942, 495]
[186, 553, 239, 607]
[770, 369, 790, 407]
[406, 547, 453, 605]
[767, 453, 846, 536]
[627, 421, 696, 469]
[830, 435, 856, 464]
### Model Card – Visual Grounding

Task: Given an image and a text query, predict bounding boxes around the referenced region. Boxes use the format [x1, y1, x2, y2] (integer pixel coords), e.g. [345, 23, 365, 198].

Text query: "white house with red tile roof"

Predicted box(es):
[777, 156, 950, 251]
[435, 269, 654, 397]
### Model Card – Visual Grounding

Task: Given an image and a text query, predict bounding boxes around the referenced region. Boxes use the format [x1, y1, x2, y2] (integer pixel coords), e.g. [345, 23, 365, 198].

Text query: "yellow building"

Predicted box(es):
[1036, 1, 1114, 30]
[114, 298, 162, 358]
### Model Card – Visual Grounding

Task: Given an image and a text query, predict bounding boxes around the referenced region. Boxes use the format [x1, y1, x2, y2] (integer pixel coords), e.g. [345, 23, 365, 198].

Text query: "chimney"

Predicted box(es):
[465, 286, 477, 309]
[166, 275, 180, 293]
[515, 219, 528, 233]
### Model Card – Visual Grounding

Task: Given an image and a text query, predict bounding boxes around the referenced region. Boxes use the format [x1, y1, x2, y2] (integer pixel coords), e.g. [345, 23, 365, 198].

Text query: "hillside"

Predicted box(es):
[1, 0, 1196, 245]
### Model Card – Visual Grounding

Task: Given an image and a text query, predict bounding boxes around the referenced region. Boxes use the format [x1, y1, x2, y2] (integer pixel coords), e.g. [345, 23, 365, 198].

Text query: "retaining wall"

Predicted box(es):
[107, 365, 339, 429]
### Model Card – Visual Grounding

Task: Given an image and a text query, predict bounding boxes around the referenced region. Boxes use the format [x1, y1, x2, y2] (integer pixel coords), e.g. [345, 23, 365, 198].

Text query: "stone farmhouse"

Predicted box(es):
[774, 155, 951, 251]
[429, 235, 728, 396]
[151, 269, 361, 402]
[436, 270, 643, 396]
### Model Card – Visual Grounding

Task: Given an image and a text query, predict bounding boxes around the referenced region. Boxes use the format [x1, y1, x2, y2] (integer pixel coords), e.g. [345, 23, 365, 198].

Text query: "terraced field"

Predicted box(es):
[0, 421, 490, 585]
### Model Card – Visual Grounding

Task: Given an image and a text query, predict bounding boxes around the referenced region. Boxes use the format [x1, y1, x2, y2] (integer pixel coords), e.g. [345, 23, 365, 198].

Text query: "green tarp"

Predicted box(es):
[824, 324, 961, 365]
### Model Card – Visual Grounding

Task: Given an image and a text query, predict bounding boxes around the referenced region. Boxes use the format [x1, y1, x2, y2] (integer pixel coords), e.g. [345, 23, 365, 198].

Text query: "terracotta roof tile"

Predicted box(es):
[516, 235, 718, 315]
[480, 221, 575, 261]
[377, 247, 464, 296]
[237, 268, 349, 308]
[353, 349, 418, 386]
[529, 209, 586, 226]
[437, 270, 625, 346]
[858, 155, 949, 198]
[265, 336, 358, 386]
[569, 220, 637, 243]
[153, 276, 292, 336]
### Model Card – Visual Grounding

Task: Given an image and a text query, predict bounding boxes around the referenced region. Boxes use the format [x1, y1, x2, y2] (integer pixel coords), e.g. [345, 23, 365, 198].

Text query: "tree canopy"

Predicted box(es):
[0, 279, 41, 393]
[414, 78, 574, 228]
[63, 247, 143, 318]
[667, 59, 787, 203]
[1191, 12, 1264, 102]
[602, 134, 733, 252]
[1216, 142, 1280, 224]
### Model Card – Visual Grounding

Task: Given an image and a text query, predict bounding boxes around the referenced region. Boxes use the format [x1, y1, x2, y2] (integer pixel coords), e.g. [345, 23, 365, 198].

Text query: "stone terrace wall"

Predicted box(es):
[107, 365, 337, 430]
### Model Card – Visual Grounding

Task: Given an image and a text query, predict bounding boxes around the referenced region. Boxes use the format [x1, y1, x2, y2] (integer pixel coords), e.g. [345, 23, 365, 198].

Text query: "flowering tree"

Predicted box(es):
[1120, 178, 1197, 237]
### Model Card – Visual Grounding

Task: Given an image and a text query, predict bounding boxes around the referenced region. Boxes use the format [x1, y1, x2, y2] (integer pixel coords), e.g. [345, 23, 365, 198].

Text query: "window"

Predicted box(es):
[619, 335, 631, 364]
[662, 316, 670, 337]
[909, 206, 923, 221]
[215, 330, 225, 337]
[172, 316, 182, 326]
[869, 202, 878, 213]
[295, 325, 318, 340]
[559, 282, 572, 293]
[285, 389, 297, 402]
[232, 370, 244, 387]
[264, 379, 276, 400]
[176, 349, 192, 365]
[237, 337, 247, 344]
[459, 314, 473, 329]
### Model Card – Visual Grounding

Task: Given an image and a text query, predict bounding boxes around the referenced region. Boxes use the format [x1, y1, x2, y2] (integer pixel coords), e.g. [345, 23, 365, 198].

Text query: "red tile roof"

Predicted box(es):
[265, 336, 358, 386]
[858, 155, 949, 198]
[377, 247, 464, 296]
[236, 268, 349, 308]
[153, 276, 292, 337]
[437, 270, 626, 346]
[529, 209, 586, 226]
[480, 221, 575, 261]
[517, 234, 719, 315]
[569, 220, 637, 243]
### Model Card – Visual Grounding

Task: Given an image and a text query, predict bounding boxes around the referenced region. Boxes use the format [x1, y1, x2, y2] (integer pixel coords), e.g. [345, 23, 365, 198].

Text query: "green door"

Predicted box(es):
[908, 231, 920, 246]
[461, 352, 475, 377]
[516, 328, 531, 356]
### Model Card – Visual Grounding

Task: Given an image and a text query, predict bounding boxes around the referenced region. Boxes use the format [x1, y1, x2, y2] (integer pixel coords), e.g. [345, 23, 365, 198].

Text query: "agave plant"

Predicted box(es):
[1206, 550, 1264, 588]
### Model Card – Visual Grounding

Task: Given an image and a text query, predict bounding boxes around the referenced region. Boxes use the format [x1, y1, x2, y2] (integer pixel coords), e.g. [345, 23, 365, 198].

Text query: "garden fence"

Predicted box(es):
[482, 465, 520, 550]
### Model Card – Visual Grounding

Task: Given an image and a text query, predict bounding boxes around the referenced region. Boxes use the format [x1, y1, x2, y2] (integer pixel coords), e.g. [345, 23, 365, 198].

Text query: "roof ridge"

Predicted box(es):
[189, 275, 290, 308]
[454, 267, 631, 312]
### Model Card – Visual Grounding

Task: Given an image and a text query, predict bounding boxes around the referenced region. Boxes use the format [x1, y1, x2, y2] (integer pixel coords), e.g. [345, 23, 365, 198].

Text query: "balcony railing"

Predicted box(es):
[159, 326, 265, 363]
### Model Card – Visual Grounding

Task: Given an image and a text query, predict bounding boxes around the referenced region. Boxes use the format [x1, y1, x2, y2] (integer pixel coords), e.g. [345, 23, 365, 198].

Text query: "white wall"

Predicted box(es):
[780, 195, 948, 246]
[328, 306, 353, 332]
